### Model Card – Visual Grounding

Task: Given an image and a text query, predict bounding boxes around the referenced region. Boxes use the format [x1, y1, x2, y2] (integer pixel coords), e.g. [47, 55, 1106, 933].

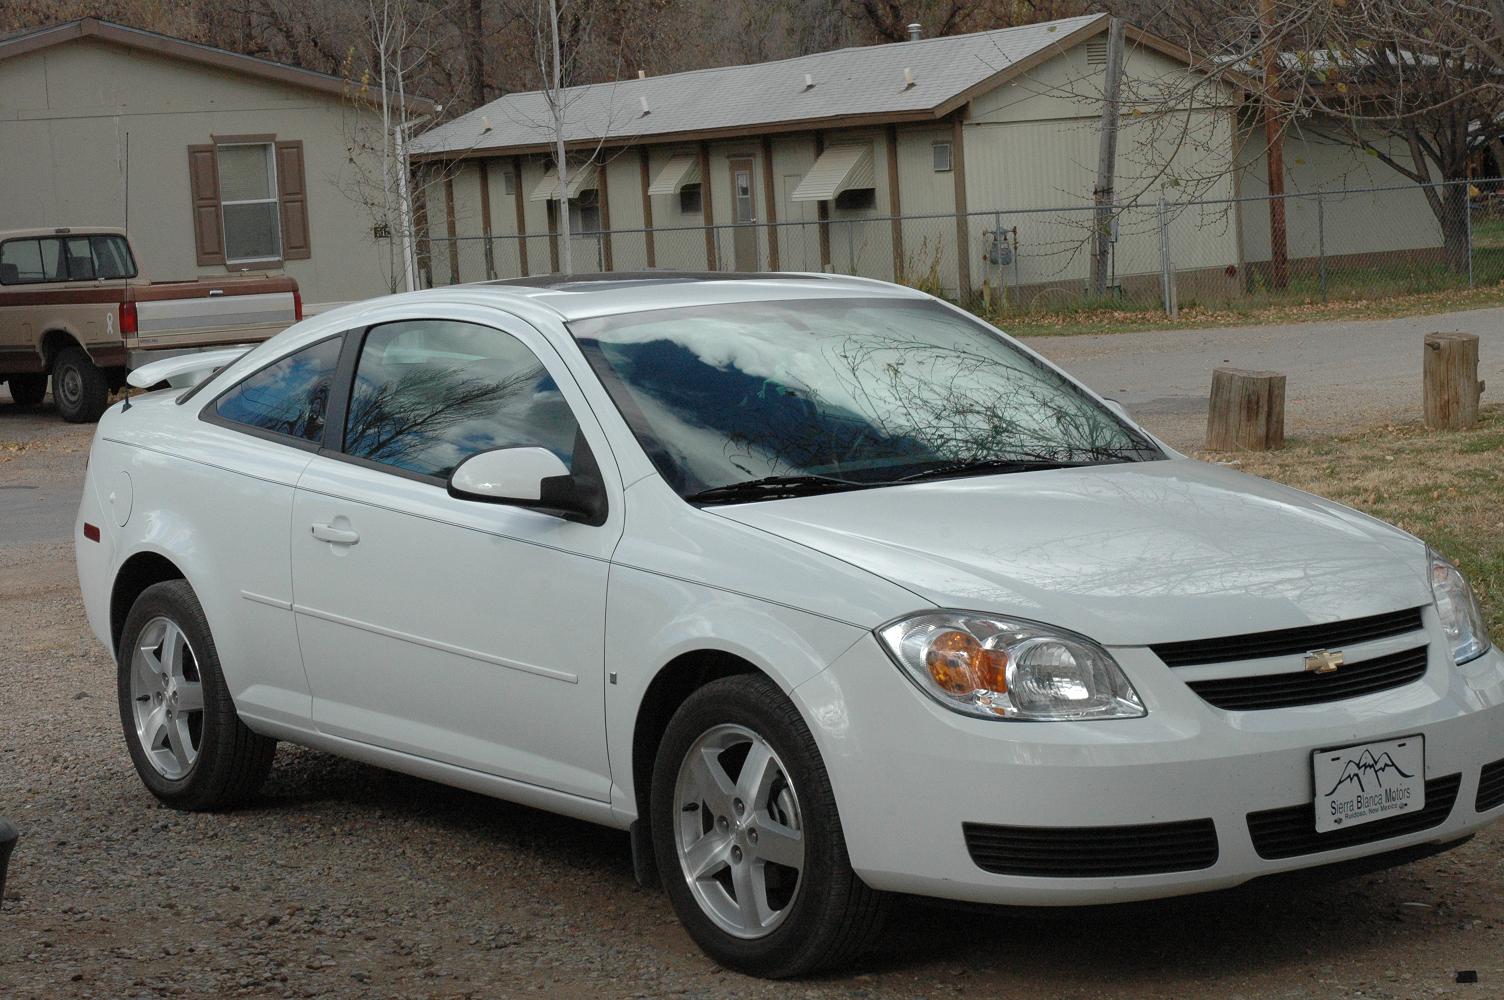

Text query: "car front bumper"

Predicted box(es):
[795, 624, 1504, 906]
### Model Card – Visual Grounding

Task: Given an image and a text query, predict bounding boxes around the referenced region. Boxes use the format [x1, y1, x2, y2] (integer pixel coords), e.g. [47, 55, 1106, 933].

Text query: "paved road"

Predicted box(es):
[0, 390, 87, 547]
[1024, 305, 1504, 449]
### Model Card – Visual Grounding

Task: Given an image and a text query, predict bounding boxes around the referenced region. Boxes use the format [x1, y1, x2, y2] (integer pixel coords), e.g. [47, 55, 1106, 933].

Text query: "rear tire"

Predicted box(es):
[117, 580, 275, 810]
[51, 346, 109, 422]
[650, 674, 888, 977]
[5, 374, 46, 407]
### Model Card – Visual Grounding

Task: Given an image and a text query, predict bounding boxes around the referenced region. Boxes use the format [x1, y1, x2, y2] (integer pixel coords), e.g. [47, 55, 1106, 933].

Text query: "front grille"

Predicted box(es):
[1186, 645, 1430, 711]
[1151, 607, 1426, 668]
[1477, 759, 1504, 812]
[1247, 773, 1460, 860]
[963, 818, 1219, 878]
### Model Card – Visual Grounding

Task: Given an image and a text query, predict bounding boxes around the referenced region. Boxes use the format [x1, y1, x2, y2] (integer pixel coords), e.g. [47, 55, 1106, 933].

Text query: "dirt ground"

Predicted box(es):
[3, 394, 1504, 999]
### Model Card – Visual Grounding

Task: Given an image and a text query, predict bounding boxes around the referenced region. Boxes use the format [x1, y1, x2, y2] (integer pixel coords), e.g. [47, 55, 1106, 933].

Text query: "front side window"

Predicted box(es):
[572, 298, 1161, 498]
[217, 143, 282, 263]
[343, 320, 580, 481]
[213, 336, 341, 443]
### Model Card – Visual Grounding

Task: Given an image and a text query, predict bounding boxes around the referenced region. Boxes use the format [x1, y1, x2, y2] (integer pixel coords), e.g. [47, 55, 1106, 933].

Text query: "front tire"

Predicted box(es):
[117, 580, 275, 810]
[650, 674, 888, 977]
[51, 346, 109, 422]
[6, 374, 46, 407]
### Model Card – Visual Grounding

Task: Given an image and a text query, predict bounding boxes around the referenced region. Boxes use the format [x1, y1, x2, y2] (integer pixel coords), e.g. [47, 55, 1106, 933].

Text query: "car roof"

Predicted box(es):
[0, 226, 127, 240]
[418, 271, 931, 322]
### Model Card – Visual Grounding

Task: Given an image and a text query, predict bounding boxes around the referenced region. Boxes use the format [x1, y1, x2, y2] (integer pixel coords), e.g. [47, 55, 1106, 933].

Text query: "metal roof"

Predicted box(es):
[412, 14, 1110, 157]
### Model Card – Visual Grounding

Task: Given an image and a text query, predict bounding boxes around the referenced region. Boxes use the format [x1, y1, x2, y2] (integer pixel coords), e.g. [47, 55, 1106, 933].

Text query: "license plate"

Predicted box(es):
[1312, 735, 1425, 834]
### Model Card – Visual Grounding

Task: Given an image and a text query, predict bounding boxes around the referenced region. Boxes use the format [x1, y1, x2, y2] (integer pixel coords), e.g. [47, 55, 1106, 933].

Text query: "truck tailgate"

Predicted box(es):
[127, 279, 298, 352]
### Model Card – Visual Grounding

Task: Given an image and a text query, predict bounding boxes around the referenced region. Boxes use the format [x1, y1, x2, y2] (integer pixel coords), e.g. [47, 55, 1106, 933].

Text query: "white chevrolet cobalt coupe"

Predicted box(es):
[76, 274, 1501, 977]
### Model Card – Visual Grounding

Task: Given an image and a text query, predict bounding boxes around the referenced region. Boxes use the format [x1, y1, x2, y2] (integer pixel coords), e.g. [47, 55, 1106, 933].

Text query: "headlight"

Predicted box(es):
[877, 611, 1146, 721]
[1429, 549, 1491, 664]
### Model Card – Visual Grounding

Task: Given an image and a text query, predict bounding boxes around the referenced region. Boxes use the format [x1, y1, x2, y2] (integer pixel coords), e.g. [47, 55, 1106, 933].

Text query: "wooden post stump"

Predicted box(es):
[1423, 332, 1484, 430]
[1206, 368, 1286, 451]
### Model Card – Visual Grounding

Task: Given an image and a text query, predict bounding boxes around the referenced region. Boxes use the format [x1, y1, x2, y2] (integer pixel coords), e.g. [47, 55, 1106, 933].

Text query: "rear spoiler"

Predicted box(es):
[126, 347, 252, 390]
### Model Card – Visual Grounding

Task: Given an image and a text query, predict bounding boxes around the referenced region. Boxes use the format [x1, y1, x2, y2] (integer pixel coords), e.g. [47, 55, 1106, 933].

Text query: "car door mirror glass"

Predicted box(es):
[449, 447, 570, 504]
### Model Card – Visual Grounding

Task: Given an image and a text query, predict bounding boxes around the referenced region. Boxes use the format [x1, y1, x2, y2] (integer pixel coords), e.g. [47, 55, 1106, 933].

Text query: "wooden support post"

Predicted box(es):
[1090, 16, 1124, 296]
[814, 132, 831, 271]
[512, 156, 530, 277]
[1206, 368, 1286, 451]
[951, 115, 972, 303]
[443, 174, 460, 283]
[546, 200, 560, 274]
[699, 143, 718, 270]
[596, 160, 613, 272]
[639, 147, 656, 269]
[478, 160, 496, 279]
[761, 135, 780, 271]
[1424, 332, 1485, 430]
[885, 124, 903, 283]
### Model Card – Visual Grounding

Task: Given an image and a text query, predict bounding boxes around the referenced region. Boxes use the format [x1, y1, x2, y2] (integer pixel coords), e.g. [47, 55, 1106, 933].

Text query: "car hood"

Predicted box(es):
[710, 459, 1432, 646]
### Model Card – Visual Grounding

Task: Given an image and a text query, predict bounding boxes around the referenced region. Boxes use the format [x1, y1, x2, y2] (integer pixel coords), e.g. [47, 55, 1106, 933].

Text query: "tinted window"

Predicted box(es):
[0, 235, 136, 284]
[343, 320, 579, 480]
[214, 337, 341, 443]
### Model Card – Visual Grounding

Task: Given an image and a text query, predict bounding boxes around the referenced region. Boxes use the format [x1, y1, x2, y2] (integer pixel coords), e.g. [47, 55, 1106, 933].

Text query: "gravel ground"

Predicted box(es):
[4, 352, 1504, 998]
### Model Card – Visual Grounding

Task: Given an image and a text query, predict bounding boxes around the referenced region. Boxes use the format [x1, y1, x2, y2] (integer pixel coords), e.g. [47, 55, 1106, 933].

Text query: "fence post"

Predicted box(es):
[1158, 192, 1172, 316]
[1317, 192, 1328, 303]
[1466, 181, 1475, 289]
[846, 221, 855, 273]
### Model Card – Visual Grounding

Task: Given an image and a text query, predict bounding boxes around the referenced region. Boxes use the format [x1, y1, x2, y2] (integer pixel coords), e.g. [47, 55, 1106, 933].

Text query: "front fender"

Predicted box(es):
[603, 561, 868, 822]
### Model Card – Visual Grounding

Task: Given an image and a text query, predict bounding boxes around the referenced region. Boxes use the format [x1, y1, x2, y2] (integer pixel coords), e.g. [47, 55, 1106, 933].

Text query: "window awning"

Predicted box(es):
[529, 164, 597, 202]
[647, 154, 701, 196]
[790, 144, 875, 202]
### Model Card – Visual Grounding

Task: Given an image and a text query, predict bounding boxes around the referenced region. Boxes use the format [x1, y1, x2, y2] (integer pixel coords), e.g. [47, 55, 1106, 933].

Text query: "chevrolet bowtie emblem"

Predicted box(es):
[1305, 649, 1345, 674]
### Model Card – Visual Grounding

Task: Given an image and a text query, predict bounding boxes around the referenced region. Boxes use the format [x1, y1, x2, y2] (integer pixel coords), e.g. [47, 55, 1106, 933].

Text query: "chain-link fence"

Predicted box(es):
[420, 177, 1500, 320]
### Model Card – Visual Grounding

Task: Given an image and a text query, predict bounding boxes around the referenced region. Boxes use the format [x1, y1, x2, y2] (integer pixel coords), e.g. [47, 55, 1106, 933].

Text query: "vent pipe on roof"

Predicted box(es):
[803, 73, 815, 90]
[903, 67, 915, 88]
[637, 69, 646, 79]
[639, 95, 651, 116]
[907, 22, 922, 41]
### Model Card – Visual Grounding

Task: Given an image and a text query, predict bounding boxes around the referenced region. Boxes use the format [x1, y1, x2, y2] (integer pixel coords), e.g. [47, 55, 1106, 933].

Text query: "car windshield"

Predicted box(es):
[571, 297, 1162, 501]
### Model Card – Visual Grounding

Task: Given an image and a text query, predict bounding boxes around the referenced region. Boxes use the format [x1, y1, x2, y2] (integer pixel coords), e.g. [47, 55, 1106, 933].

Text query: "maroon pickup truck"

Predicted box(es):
[0, 228, 300, 421]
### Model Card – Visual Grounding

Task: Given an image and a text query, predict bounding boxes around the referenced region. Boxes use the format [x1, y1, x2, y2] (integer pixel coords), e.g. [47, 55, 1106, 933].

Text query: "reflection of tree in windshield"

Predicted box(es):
[344, 365, 538, 477]
[821, 333, 1146, 466]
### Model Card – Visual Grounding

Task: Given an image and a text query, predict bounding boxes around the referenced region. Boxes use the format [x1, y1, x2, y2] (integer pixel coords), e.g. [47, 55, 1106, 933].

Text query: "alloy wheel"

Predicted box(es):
[129, 616, 205, 780]
[672, 723, 806, 939]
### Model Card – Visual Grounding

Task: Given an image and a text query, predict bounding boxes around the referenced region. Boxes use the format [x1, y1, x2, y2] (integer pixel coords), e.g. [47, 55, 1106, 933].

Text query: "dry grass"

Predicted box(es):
[1003, 281, 1504, 339]
[1200, 405, 1504, 638]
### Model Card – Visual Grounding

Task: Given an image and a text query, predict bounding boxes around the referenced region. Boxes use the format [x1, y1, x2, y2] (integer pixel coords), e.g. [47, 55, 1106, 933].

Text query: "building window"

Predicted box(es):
[679, 183, 702, 215]
[503, 170, 517, 196]
[834, 188, 876, 211]
[217, 143, 282, 263]
[932, 141, 953, 172]
[187, 138, 311, 269]
[571, 189, 602, 233]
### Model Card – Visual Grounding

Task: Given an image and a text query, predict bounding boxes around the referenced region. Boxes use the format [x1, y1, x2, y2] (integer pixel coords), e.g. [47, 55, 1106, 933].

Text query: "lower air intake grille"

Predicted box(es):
[1477, 759, 1504, 812]
[1247, 773, 1460, 860]
[1186, 646, 1429, 711]
[963, 818, 1219, 878]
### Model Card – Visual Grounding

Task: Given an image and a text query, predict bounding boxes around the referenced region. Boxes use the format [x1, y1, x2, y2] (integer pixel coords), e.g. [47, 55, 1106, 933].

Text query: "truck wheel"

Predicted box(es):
[51, 347, 109, 422]
[5, 374, 46, 407]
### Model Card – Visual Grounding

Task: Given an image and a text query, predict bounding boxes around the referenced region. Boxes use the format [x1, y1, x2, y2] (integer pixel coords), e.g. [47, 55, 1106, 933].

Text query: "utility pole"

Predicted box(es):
[1090, 17, 1125, 297]
[1261, 0, 1289, 289]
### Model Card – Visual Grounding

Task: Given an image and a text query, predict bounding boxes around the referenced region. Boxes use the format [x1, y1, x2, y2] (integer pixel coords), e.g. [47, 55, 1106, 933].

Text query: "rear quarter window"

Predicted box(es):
[210, 336, 342, 445]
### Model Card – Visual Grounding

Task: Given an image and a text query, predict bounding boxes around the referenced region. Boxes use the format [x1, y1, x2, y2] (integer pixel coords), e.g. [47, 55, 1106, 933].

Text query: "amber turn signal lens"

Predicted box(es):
[924, 629, 1009, 695]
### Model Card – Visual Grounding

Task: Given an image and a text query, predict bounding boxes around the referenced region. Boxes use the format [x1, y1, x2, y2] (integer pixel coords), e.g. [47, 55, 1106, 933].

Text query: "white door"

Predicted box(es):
[290, 316, 621, 800]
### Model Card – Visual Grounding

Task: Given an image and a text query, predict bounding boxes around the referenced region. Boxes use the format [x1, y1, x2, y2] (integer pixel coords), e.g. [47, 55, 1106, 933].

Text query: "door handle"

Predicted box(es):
[310, 522, 360, 545]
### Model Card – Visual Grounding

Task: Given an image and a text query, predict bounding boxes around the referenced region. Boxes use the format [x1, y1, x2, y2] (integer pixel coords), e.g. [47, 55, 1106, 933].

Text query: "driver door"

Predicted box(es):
[290, 314, 622, 801]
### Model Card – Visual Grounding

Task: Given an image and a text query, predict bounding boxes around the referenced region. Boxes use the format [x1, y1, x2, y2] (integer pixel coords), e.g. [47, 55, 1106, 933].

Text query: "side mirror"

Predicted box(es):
[447, 446, 606, 525]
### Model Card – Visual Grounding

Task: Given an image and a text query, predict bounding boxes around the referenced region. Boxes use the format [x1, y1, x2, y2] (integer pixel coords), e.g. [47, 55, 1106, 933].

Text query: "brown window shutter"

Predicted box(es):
[187, 145, 224, 266]
[275, 140, 311, 260]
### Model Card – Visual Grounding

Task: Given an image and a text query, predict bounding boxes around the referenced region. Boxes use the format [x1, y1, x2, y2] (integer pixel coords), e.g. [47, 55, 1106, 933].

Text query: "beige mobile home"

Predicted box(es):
[0, 18, 432, 310]
[410, 14, 1445, 306]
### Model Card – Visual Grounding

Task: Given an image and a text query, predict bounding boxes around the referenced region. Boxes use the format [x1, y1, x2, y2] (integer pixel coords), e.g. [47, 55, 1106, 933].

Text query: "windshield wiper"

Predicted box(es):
[685, 474, 865, 505]
[893, 458, 1102, 483]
